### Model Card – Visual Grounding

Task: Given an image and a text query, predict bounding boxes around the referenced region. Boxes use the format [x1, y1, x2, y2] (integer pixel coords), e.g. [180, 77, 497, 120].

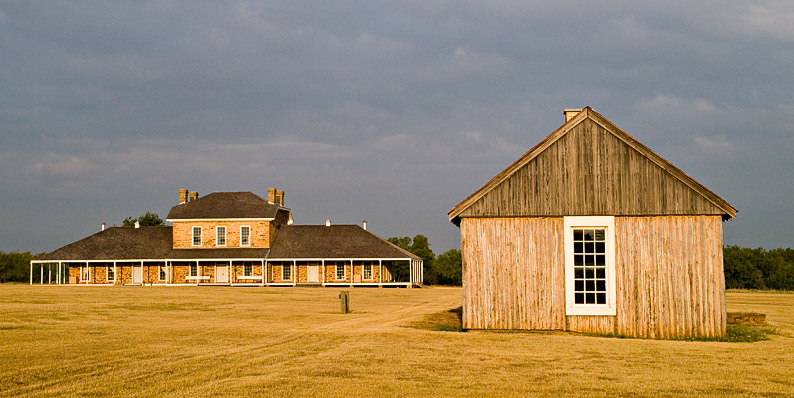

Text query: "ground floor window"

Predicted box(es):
[189, 264, 198, 277]
[81, 265, 89, 282]
[564, 216, 616, 316]
[107, 265, 115, 282]
[243, 263, 253, 276]
[363, 263, 372, 280]
[159, 265, 166, 281]
[336, 263, 346, 280]
[282, 264, 292, 280]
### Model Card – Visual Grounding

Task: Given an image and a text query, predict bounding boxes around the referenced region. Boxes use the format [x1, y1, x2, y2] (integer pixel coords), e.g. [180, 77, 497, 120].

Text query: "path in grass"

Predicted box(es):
[1, 286, 793, 397]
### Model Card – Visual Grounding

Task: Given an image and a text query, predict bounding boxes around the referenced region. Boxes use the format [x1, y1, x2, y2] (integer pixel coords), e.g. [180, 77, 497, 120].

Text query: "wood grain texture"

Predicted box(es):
[457, 118, 727, 219]
[461, 216, 726, 338]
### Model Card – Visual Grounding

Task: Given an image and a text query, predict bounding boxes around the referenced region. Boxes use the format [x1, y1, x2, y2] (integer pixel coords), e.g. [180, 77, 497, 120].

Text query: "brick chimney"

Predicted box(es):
[275, 190, 284, 206]
[189, 191, 199, 202]
[267, 187, 276, 204]
[564, 108, 583, 122]
[179, 189, 188, 204]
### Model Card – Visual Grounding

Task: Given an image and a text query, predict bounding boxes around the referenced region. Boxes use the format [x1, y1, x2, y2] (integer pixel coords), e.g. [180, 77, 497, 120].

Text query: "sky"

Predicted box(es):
[1, 1, 793, 254]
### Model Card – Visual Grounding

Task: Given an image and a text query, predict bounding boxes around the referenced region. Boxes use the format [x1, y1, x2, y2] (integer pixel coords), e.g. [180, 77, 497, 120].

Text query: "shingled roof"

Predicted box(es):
[37, 227, 173, 261]
[268, 225, 418, 259]
[166, 192, 283, 220]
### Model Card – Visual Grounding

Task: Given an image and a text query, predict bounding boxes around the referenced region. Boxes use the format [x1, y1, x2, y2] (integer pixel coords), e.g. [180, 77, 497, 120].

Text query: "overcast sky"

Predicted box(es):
[1, 1, 793, 254]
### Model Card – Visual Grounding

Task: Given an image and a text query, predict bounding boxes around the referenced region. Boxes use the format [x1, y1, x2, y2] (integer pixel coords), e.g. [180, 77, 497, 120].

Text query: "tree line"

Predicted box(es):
[723, 245, 794, 290]
[2, 222, 792, 289]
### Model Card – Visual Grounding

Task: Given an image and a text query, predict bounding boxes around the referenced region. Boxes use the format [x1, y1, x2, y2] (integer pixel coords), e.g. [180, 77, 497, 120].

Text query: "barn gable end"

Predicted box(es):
[449, 107, 736, 223]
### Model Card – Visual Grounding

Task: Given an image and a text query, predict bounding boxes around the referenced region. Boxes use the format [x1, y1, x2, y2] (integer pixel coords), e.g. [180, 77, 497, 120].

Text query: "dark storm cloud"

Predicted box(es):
[1, 1, 793, 253]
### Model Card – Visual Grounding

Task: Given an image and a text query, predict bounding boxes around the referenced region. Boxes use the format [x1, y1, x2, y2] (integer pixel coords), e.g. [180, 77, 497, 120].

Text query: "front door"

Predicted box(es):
[307, 265, 319, 283]
[216, 264, 229, 283]
[132, 265, 142, 284]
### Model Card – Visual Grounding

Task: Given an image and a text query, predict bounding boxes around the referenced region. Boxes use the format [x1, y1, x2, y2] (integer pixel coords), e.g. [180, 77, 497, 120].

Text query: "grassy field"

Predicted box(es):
[1, 286, 793, 397]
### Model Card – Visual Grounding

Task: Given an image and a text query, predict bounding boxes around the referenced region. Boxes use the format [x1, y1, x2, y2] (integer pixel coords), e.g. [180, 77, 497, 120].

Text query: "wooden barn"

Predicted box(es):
[448, 107, 736, 338]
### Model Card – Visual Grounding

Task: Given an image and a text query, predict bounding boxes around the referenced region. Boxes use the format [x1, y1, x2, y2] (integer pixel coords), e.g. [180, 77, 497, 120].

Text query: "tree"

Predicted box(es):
[0, 251, 34, 283]
[123, 212, 165, 227]
[388, 235, 436, 284]
[434, 249, 462, 286]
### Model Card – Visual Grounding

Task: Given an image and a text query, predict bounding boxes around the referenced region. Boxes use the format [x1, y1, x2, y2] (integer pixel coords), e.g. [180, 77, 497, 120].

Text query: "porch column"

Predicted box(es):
[57, 262, 60, 285]
[40, 264, 43, 284]
[293, 260, 296, 285]
[113, 262, 117, 285]
[263, 260, 267, 286]
[322, 260, 325, 285]
[379, 260, 382, 284]
[29, 262, 33, 285]
[409, 259, 413, 285]
[350, 260, 353, 283]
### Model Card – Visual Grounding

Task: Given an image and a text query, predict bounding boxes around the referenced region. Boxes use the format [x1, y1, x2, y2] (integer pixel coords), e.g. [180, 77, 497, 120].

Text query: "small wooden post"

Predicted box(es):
[339, 291, 350, 314]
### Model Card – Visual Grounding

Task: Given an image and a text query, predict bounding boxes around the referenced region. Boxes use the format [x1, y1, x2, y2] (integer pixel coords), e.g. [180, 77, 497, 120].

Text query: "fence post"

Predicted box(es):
[339, 291, 349, 314]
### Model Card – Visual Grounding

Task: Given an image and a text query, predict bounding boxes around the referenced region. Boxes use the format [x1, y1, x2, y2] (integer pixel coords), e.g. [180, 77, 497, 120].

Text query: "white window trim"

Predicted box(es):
[106, 265, 115, 283]
[216, 226, 226, 247]
[282, 264, 291, 280]
[192, 226, 202, 247]
[243, 262, 253, 277]
[564, 216, 616, 316]
[189, 263, 198, 277]
[240, 225, 250, 247]
[336, 263, 346, 280]
[81, 264, 90, 282]
[158, 265, 166, 281]
[362, 263, 372, 281]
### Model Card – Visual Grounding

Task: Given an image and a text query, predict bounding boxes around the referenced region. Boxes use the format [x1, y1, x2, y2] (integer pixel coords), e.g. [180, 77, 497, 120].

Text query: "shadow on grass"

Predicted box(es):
[587, 323, 779, 343]
[409, 306, 464, 332]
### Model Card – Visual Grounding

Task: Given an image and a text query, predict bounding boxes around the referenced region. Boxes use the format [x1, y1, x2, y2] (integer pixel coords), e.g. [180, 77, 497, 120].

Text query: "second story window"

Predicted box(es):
[216, 226, 226, 246]
[192, 226, 202, 246]
[240, 226, 250, 246]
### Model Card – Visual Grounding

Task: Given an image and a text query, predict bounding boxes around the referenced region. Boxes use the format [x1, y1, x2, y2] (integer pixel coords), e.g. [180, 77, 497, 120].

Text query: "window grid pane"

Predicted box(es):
[217, 227, 226, 246]
[241, 226, 250, 246]
[336, 263, 345, 280]
[573, 228, 607, 305]
[192, 227, 201, 246]
[282, 264, 291, 280]
[244, 263, 252, 276]
[363, 264, 372, 280]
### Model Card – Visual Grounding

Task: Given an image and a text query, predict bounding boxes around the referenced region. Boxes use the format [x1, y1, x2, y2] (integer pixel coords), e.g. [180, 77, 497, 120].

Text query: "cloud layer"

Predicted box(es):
[1, 1, 793, 252]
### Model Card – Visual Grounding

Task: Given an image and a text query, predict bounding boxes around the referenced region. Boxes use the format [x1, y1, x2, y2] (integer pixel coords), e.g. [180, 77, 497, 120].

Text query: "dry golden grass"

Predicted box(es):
[1, 286, 793, 397]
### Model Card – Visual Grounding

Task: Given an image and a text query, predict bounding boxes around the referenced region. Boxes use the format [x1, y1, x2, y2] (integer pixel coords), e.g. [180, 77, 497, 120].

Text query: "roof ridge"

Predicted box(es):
[448, 106, 736, 221]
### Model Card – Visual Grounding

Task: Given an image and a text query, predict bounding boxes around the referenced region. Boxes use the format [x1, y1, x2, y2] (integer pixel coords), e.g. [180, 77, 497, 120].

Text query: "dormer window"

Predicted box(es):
[192, 226, 202, 246]
[216, 226, 226, 246]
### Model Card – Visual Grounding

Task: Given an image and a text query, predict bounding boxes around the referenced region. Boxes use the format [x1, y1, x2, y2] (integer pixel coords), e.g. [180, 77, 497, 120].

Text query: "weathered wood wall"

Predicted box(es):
[458, 119, 725, 218]
[460, 215, 726, 338]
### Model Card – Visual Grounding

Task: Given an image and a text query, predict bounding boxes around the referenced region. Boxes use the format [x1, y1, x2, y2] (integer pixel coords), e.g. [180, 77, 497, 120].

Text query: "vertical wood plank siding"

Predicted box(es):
[458, 119, 725, 218]
[461, 215, 726, 338]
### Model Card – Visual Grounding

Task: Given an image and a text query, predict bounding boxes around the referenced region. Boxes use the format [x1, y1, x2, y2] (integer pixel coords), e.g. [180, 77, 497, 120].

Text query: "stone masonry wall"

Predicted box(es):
[172, 221, 270, 248]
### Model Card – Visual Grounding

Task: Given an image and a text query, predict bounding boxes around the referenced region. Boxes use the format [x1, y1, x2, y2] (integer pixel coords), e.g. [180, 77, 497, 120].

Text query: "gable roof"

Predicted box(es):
[268, 225, 419, 259]
[449, 107, 737, 224]
[36, 226, 173, 261]
[166, 191, 284, 220]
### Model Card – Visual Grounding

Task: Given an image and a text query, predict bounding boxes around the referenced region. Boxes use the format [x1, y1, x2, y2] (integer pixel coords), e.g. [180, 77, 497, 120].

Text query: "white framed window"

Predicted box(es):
[192, 226, 202, 246]
[240, 226, 250, 247]
[564, 216, 616, 316]
[362, 263, 372, 280]
[243, 263, 253, 277]
[159, 265, 166, 281]
[336, 263, 346, 280]
[282, 264, 292, 280]
[81, 265, 89, 282]
[189, 264, 198, 277]
[106, 265, 115, 282]
[216, 226, 226, 246]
